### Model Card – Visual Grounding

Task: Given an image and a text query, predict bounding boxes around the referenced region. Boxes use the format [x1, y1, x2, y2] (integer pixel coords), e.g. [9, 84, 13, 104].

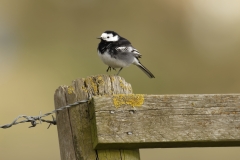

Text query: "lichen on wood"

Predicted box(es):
[112, 94, 144, 108]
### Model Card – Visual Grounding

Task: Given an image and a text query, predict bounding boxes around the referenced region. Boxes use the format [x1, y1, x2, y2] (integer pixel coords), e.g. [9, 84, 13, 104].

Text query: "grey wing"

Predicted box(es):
[115, 46, 142, 58]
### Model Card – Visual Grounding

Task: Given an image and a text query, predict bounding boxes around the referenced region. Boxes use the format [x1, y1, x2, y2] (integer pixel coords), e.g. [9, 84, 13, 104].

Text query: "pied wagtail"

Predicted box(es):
[97, 31, 155, 78]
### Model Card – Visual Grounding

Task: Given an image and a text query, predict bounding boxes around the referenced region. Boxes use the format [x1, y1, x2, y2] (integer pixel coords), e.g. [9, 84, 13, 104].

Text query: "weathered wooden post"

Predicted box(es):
[54, 75, 240, 160]
[54, 75, 140, 160]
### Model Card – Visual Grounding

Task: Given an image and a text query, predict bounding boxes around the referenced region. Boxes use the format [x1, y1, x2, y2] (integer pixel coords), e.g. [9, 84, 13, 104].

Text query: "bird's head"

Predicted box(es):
[97, 30, 119, 42]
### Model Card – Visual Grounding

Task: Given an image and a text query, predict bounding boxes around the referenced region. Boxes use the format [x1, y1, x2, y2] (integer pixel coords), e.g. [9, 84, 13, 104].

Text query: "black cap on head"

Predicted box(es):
[104, 30, 119, 36]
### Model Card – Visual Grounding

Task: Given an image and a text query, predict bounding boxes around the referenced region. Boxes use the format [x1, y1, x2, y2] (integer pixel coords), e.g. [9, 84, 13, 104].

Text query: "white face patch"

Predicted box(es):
[100, 33, 119, 42]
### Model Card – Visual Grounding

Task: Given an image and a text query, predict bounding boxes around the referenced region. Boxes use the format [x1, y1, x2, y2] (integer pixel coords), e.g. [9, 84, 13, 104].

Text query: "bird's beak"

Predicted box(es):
[97, 37, 101, 39]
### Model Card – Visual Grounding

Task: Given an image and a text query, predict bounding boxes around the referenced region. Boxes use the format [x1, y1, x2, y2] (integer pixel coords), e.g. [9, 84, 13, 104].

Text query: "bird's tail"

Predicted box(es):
[136, 62, 155, 78]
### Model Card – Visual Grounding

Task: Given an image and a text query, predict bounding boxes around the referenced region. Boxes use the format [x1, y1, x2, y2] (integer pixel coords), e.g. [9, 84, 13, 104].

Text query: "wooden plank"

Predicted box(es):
[54, 86, 76, 160]
[54, 75, 139, 160]
[90, 94, 240, 149]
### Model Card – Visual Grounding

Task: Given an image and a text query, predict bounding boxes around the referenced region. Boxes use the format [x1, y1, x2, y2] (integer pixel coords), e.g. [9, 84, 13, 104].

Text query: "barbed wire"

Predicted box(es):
[0, 99, 89, 129]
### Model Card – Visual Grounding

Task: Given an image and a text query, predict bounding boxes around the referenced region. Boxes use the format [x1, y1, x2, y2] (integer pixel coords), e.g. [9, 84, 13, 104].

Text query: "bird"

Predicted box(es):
[97, 30, 155, 78]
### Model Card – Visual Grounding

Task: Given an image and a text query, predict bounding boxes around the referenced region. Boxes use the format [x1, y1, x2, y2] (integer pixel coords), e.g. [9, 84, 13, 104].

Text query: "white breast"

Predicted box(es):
[98, 50, 131, 68]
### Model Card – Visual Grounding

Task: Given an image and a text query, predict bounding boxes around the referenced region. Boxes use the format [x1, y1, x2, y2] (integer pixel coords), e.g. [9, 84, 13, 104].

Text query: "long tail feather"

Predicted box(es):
[136, 63, 155, 78]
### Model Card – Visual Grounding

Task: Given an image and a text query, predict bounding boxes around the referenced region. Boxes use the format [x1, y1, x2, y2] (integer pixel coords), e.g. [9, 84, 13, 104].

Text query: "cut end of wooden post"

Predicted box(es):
[72, 75, 133, 96]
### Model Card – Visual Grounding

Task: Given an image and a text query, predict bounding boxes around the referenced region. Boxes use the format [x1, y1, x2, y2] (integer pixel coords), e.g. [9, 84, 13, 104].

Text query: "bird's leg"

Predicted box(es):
[106, 66, 111, 72]
[116, 67, 123, 75]
[106, 66, 117, 73]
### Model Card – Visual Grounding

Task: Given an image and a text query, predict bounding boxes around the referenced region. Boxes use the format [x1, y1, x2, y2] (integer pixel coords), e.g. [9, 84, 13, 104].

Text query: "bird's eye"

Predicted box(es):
[107, 36, 109, 38]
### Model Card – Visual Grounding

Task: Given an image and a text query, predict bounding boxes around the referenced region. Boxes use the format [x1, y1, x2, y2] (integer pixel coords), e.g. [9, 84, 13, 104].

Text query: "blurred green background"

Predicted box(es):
[1, 0, 240, 160]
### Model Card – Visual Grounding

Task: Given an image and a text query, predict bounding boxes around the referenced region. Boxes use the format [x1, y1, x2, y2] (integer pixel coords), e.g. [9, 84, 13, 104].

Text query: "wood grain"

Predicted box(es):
[54, 75, 139, 160]
[91, 94, 240, 149]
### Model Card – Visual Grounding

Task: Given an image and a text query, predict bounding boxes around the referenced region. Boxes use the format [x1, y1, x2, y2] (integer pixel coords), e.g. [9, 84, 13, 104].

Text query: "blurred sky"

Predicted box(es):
[1, 0, 240, 160]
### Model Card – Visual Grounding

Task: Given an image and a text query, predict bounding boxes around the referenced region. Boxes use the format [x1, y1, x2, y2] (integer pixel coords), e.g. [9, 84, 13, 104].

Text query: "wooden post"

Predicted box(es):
[54, 75, 140, 160]
[54, 75, 240, 159]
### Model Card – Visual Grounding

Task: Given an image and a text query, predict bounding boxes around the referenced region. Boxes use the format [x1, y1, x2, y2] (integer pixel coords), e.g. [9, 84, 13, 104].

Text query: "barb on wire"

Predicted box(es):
[0, 99, 89, 129]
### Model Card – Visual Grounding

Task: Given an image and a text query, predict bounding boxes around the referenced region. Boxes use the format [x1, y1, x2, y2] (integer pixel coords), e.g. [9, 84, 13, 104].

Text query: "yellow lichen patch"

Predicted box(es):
[113, 94, 144, 108]
[81, 86, 88, 93]
[119, 79, 125, 88]
[96, 76, 104, 86]
[91, 80, 98, 93]
[86, 77, 98, 94]
[67, 86, 74, 94]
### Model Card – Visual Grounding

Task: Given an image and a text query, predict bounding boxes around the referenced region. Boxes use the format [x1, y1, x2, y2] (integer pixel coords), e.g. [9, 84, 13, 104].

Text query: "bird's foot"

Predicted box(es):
[106, 66, 116, 72]
[106, 66, 111, 72]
